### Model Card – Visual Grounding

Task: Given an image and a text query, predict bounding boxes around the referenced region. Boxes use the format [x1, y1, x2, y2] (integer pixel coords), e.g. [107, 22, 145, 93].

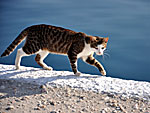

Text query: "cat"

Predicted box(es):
[1, 24, 109, 76]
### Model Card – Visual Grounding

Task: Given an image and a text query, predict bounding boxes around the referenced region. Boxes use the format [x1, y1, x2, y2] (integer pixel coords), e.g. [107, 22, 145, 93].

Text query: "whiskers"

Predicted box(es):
[94, 49, 110, 60]
[102, 49, 110, 60]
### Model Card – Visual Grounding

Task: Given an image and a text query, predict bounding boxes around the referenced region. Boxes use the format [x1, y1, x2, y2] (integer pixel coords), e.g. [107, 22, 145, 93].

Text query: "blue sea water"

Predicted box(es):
[0, 0, 150, 81]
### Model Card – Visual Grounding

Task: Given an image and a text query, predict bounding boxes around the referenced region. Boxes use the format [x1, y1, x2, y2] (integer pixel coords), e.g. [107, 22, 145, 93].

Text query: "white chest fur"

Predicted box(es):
[77, 43, 94, 58]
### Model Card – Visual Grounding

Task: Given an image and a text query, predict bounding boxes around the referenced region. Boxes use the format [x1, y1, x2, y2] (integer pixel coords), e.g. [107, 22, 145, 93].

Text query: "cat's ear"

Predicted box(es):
[104, 37, 109, 43]
[85, 36, 91, 44]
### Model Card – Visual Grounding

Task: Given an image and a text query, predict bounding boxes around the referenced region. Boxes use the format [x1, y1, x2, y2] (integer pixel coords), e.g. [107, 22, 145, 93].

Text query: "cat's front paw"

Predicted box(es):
[43, 66, 53, 71]
[101, 69, 106, 76]
[75, 72, 81, 76]
[16, 66, 20, 70]
[15, 66, 23, 70]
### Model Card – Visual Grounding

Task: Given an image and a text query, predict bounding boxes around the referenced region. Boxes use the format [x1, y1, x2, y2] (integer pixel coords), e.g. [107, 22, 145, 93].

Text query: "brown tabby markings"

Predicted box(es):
[1, 24, 109, 76]
[35, 54, 44, 68]
[85, 54, 106, 75]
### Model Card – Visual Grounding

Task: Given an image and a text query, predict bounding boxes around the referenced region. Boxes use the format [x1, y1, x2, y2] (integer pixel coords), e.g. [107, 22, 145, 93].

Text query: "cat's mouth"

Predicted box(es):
[96, 52, 103, 55]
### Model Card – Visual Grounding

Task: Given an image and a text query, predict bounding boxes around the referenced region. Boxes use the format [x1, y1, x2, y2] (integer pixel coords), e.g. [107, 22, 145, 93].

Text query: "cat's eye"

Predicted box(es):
[102, 47, 105, 49]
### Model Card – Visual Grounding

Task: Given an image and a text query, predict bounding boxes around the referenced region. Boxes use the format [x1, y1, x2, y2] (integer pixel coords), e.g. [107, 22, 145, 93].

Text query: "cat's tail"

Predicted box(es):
[1, 28, 28, 57]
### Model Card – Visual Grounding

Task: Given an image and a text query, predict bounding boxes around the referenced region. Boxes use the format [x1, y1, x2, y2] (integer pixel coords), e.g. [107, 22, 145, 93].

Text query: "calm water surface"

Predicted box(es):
[0, 0, 150, 81]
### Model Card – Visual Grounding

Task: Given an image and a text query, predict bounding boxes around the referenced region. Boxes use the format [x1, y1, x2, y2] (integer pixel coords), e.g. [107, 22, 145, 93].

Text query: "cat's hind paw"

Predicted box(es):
[75, 72, 81, 76]
[101, 70, 106, 76]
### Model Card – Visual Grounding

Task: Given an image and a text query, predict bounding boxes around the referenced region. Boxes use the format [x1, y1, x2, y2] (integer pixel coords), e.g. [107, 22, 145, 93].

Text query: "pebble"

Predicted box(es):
[82, 108, 87, 112]
[100, 109, 107, 113]
[120, 96, 127, 101]
[133, 96, 140, 101]
[78, 95, 85, 100]
[0, 85, 5, 89]
[133, 103, 139, 109]
[112, 110, 117, 113]
[17, 84, 21, 87]
[34, 107, 40, 110]
[106, 100, 118, 108]
[110, 102, 118, 107]
[50, 111, 57, 113]
[42, 100, 47, 105]
[40, 85, 48, 93]
[15, 99, 21, 102]
[107, 93, 115, 98]
[40, 85, 47, 90]
[49, 101, 55, 106]
[6, 105, 14, 110]
[39, 105, 45, 108]
[72, 109, 76, 112]
[104, 97, 110, 101]
[116, 106, 121, 110]
[20, 96, 29, 100]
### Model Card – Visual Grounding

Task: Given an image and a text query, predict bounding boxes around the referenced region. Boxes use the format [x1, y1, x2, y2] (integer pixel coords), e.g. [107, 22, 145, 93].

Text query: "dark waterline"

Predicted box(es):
[0, 0, 150, 82]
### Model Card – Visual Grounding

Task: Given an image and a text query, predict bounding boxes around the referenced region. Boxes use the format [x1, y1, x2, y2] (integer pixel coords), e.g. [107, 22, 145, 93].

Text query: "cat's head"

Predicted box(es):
[85, 36, 109, 55]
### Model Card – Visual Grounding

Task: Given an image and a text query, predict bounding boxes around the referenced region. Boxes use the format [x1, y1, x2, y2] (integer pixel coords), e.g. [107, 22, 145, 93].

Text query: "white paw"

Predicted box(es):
[15, 66, 20, 70]
[101, 69, 106, 76]
[44, 66, 53, 71]
[75, 72, 81, 76]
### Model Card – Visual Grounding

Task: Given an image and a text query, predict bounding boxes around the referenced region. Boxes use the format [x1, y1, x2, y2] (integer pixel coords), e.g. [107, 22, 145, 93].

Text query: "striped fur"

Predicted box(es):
[1, 28, 28, 57]
[85, 54, 106, 75]
[1, 24, 109, 76]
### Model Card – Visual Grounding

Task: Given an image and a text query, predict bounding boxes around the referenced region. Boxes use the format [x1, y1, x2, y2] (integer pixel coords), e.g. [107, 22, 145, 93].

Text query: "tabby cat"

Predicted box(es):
[1, 24, 109, 76]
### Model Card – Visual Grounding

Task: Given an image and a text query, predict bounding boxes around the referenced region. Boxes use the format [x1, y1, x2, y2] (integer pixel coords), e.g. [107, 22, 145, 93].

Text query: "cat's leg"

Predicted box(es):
[68, 54, 80, 76]
[35, 51, 52, 70]
[82, 55, 106, 76]
[15, 48, 29, 69]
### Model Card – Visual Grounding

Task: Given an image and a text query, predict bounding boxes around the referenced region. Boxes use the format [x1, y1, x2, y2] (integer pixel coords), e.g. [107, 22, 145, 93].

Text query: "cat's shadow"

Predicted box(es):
[0, 68, 40, 78]
[35, 74, 99, 83]
[0, 68, 100, 99]
[0, 68, 99, 82]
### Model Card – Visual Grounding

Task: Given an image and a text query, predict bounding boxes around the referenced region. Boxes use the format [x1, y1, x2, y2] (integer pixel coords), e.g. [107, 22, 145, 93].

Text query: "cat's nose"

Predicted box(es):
[96, 52, 101, 55]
